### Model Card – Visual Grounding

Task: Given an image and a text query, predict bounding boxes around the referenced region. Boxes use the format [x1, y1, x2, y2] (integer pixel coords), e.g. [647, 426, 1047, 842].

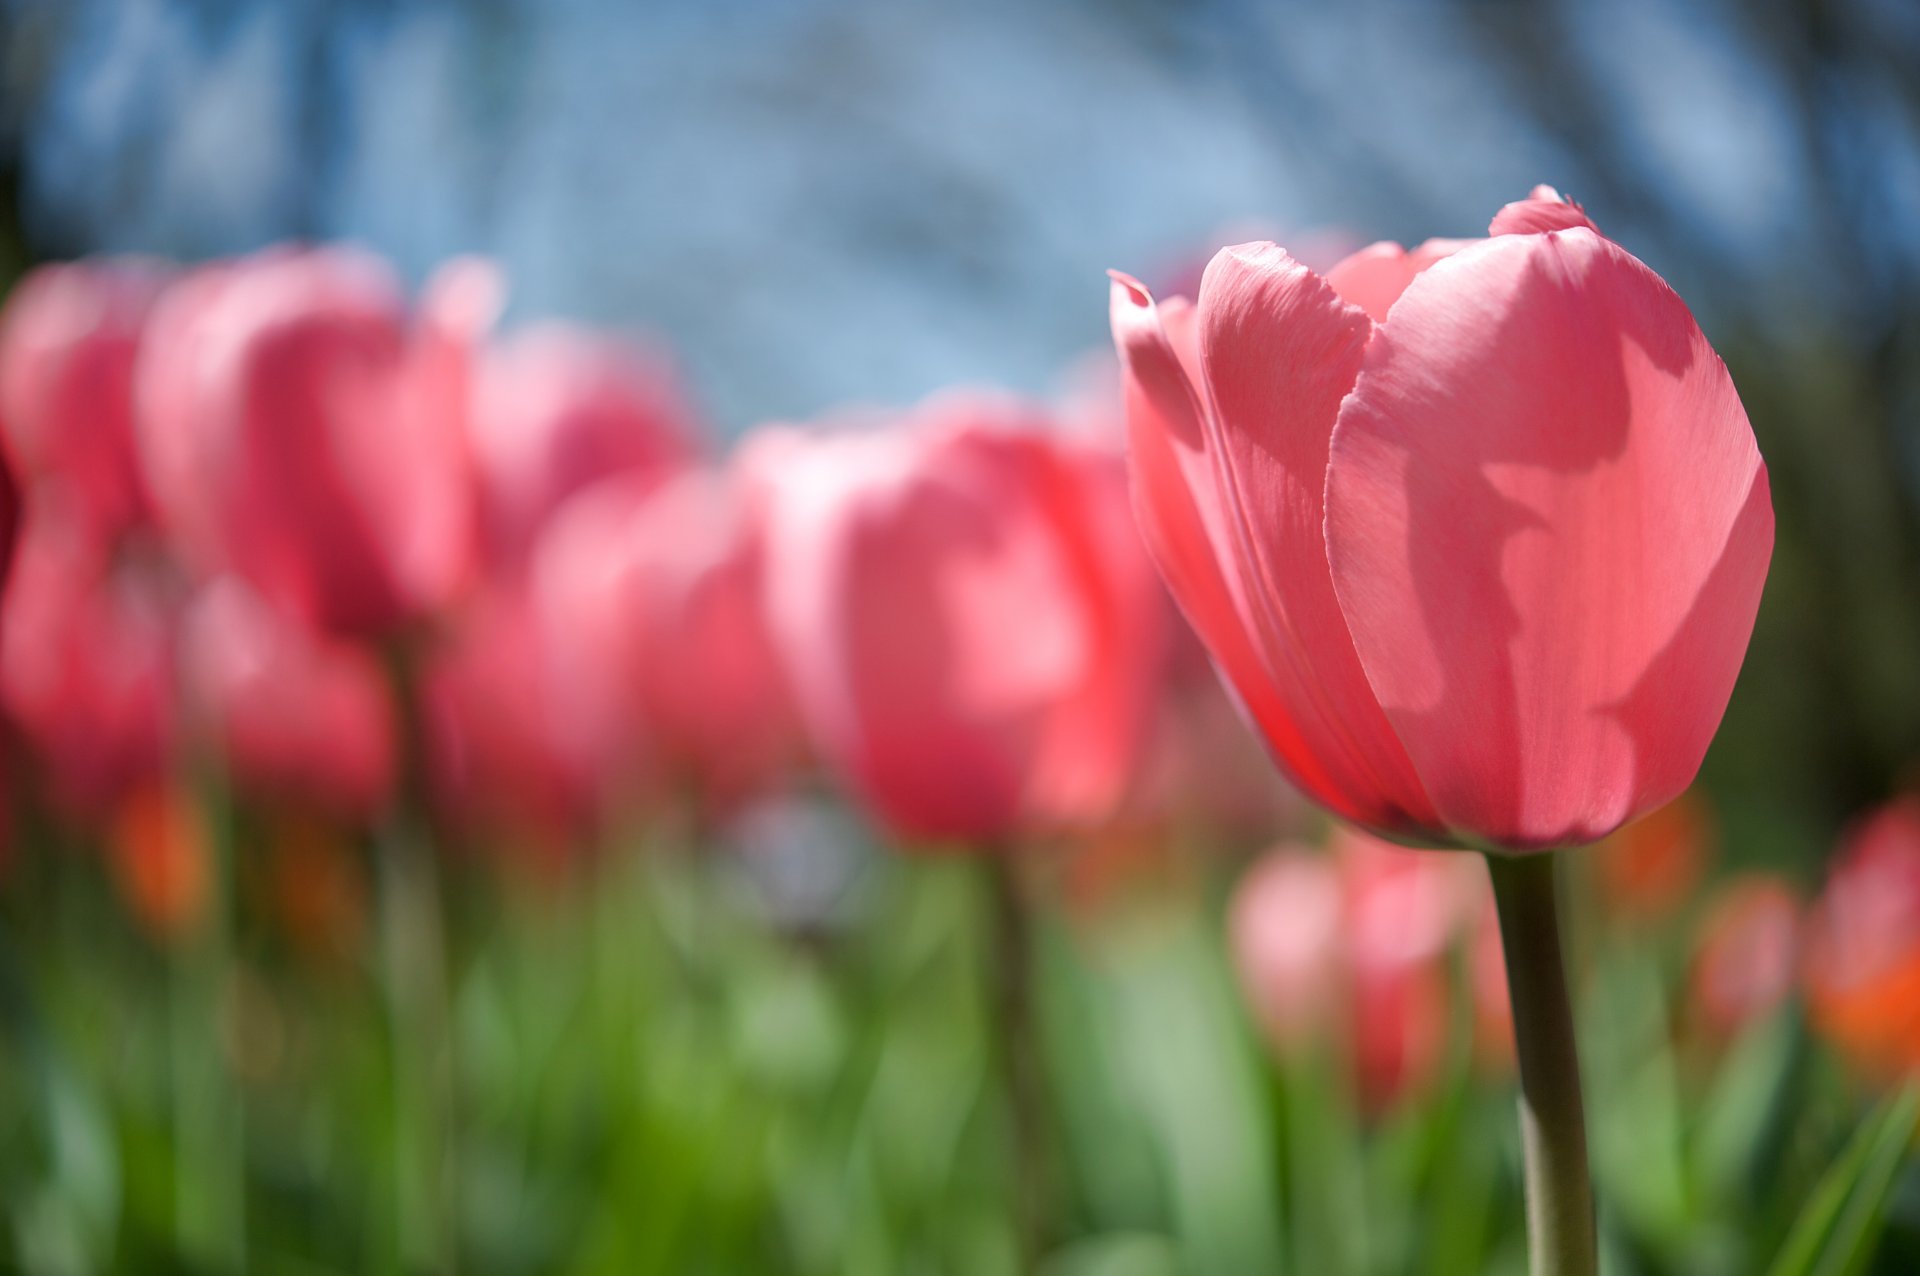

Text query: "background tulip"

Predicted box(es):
[468, 323, 696, 572]
[1111, 187, 1773, 853]
[759, 395, 1165, 845]
[178, 577, 397, 821]
[1689, 873, 1801, 1041]
[0, 496, 176, 819]
[135, 247, 478, 639]
[1804, 797, 1920, 1080]
[533, 462, 797, 817]
[0, 258, 168, 540]
[422, 586, 597, 862]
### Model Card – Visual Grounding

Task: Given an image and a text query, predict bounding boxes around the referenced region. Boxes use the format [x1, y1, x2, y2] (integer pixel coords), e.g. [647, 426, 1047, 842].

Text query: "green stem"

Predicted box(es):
[985, 854, 1050, 1272]
[1485, 853, 1596, 1276]
[378, 640, 457, 1275]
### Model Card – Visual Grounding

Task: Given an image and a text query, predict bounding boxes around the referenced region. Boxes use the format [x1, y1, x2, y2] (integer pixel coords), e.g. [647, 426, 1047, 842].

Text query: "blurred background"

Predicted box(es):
[0, 1, 1917, 1274]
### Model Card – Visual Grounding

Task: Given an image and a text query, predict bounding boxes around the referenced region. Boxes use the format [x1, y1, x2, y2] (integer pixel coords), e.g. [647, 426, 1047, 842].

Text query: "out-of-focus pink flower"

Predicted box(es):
[1230, 845, 1345, 1049]
[421, 587, 595, 861]
[1596, 791, 1716, 922]
[758, 394, 1166, 845]
[469, 323, 696, 571]
[1690, 873, 1801, 1040]
[179, 578, 396, 821]
[0, 497, 175, 817]
[0, 259, 169, 539]
[1803, 798, 1920, 1080]
[534, 461, 797, 816]
[1111, 186, 1773, 853]
[135, 247, 484, 638]
[1230, 829, 1488, 1110]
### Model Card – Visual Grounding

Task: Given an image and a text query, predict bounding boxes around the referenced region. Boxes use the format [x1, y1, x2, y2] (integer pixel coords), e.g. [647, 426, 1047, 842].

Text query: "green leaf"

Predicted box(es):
[1766, 1083, 1919, 1276]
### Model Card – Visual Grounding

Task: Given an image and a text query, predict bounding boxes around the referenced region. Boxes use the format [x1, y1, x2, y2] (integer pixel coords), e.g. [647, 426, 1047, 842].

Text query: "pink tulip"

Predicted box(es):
[533, 462, 798, 815]
[0, 258, 168, 539]
[469, 323, 696, 571]
[179, 577, 396, 820]
[1111, 187, 1773, 852]
[1689, 873, 1800, 1040]
[1803, 798, 1920, 1080]
[757, 394, 1166, 844]
[421, 587, 596, 860]
[1230, 829, 1485, 1110]
[1230, 846, 1345, 1050]
[0, 496, 176, 817]
[135, 247, 484, 638]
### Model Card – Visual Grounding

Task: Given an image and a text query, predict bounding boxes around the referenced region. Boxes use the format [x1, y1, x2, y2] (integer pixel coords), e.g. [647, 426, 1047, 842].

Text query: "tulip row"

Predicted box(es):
[0, 187, 1914, 1274]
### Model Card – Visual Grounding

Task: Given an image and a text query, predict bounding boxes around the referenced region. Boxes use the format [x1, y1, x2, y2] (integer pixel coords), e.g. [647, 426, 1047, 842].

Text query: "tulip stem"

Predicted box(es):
[985, 854, 1050, 1272]
[1485, 852, 1596, 1276]
[378, 640, 458, 1275]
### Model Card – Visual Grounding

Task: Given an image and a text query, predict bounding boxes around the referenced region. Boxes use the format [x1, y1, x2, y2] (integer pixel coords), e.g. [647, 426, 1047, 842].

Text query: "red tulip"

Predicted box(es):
[1690, 873, 1801, 1040]
[179, 577, 396, 820]
[0, 258, 168, 539]
[757, 395, 1165, 844]
[469, 323, 696, 571]
[1803, 798, 1920, 1080]
[0, 496, 176, 817]
[135, 246, 482, 638]
[1111, 187, 1773, 852]
[533, 462, 798, 815]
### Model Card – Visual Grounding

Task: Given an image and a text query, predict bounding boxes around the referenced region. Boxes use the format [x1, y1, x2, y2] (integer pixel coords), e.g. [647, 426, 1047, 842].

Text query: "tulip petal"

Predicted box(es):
[1110, 273, 1366, 823]
[1489, 186, 1600, 236]
[1323, 238, 1477, 323]
[1193, 245, 1444, 836]
[1326, 229, 1772, 850]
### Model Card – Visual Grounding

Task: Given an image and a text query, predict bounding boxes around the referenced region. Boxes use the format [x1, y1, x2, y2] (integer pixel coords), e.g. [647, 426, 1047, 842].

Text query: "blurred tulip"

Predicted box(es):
[758, 394, 1165, 844]
[1111, 186, 1773, 852]
[179, 577, 396, 820]
[1804, 798, 1920, 1080]
[135, 246, 480, 638]
[107, 781, 209, 940]
[422, 587, 595, 861]
[1231, 830, 1486, 1110]
[0, 258, 168, 539]
[534, 461, 798, 815]
[1230, 846, 1344, 1051]
[1690, 873, 1801, 1041]
[1596, 791, 1716, 922]
[469, 323, 696, 571]
[0, 496, 175, 817]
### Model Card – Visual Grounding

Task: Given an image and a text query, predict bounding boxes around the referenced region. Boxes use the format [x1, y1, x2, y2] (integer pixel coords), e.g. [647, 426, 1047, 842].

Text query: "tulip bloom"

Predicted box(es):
[135, 248, 486, 639]
[1690, 873, 1801, 1041]
[758, 395, 1165, 844]
[1803, 798, 1920, 1080]
[421, 587, 597, 860]
[179, 578, 397, 821]
[533, 463, 798, 815]
[469, 324, 696, 571]
[1230, 830, 1485, 1110]
[0, 498, 176, 818]
[1111, 187, 1772, 852]
[0, 258, 168, 539]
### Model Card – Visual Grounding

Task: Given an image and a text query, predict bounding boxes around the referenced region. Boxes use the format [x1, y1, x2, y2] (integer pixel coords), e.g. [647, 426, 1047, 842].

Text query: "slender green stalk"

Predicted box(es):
[1485, 852, 1596, 1276]
[378, 641, 458, 1275]
[984, 853, 1050, 1272]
